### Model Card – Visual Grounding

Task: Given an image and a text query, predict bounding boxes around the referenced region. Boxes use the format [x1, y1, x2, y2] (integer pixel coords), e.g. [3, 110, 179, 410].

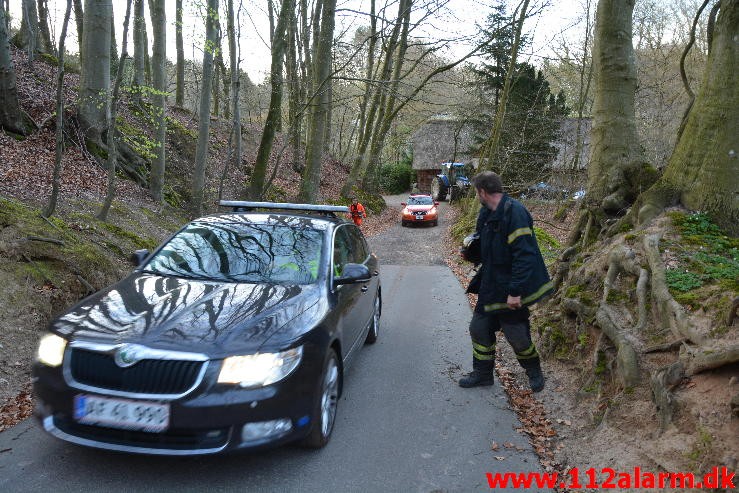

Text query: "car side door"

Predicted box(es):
[331, 225, 365, 361]
[346, 225, 376, 333]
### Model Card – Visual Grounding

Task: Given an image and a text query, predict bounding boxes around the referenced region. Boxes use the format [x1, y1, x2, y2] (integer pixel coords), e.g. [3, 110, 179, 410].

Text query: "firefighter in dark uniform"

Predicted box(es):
[459, 171, 553, 392]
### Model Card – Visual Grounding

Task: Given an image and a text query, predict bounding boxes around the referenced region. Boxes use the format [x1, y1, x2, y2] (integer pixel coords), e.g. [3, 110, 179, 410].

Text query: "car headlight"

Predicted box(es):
[218, 346, 303, 387]
[37, 333, 67, 367]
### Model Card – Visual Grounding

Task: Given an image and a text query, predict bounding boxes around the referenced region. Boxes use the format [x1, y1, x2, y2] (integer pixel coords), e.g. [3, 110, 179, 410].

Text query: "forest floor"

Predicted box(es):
[2, 48, 737, 491]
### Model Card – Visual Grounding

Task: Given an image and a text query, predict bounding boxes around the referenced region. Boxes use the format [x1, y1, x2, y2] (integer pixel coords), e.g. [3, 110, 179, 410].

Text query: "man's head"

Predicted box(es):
[471, 171, 504, 209]
[350, 196, 358, 205]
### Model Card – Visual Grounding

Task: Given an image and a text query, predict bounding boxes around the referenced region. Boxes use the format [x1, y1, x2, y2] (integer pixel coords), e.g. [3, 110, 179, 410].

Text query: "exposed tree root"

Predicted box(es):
[595, 305, 640, 386]
[727, 297, 739, 326]
[679, 342, 739, 376]
[650, 361, 685, 432]
[643, 233, 704, 345]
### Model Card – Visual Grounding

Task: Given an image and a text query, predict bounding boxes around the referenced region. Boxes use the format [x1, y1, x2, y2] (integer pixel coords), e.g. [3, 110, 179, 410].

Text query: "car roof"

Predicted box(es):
[408, 194, 432, 197]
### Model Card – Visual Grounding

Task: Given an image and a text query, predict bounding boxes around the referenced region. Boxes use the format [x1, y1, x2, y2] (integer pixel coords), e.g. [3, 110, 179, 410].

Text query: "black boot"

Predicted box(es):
[520, 358, 545, 392]
[459, 371, 494, 388]
[459, 358, 494, 388]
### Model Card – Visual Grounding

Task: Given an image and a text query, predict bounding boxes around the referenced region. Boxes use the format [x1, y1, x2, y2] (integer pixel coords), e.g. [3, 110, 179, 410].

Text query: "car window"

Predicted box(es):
[347, 226, 368, 263]
[408, 196, 433, 205]
[332, 227, 353, 276]
[143, 222, 323, 284]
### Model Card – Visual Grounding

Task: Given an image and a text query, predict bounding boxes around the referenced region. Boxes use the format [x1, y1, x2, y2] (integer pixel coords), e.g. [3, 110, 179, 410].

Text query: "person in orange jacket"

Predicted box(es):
[348, 196, 366, 226]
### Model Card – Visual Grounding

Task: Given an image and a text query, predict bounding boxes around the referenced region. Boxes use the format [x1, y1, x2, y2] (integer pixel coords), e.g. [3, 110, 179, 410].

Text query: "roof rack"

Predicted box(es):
[219, 200, 349, 216]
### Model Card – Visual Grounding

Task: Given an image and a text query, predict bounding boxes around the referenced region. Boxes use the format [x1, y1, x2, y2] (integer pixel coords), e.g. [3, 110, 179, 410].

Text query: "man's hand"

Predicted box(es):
[507, 295, 522, 309]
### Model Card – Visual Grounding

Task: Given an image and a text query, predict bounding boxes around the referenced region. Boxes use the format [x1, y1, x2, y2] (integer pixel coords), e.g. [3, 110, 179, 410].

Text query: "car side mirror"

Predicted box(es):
[333, 263, 371, 287]
[434, 201, 439, 206]
[131, 249, 150, 267]
[400, 202, 406, 206]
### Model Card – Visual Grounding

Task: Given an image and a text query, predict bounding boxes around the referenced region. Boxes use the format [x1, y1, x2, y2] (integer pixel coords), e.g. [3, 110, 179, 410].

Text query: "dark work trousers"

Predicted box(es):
[468, 307, 540, 374]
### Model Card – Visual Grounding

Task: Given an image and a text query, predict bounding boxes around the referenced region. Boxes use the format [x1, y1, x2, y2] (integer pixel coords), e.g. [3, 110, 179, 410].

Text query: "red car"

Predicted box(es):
[401, 194, 439, 227]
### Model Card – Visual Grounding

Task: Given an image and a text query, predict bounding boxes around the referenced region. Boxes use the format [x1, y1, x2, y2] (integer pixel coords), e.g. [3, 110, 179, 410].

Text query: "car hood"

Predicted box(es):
[51, 272, 319, 356]
[405, 205, 435, 212]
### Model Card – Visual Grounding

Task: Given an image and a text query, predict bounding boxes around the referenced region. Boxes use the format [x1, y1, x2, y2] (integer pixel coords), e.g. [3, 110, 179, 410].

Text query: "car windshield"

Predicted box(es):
[407, 196, 433, 205]
[143, 222, 324, 284]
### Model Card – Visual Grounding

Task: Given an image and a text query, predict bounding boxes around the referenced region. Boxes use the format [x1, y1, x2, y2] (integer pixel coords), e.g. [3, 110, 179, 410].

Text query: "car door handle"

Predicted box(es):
[361, 286, 368, 292]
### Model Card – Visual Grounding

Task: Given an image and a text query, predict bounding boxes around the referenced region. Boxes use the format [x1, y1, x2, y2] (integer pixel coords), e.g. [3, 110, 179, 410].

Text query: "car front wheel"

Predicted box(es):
[365, 294, 381, 344]
[302, 348, 340, 448]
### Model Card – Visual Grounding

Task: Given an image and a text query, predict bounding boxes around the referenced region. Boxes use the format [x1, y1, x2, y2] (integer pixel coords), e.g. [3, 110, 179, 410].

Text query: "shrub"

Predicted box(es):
[379, 159, 413, 194]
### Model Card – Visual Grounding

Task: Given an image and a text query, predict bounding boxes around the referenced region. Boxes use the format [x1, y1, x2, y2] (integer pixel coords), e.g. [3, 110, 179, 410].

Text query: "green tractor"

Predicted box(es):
[431, 162, 472, 202]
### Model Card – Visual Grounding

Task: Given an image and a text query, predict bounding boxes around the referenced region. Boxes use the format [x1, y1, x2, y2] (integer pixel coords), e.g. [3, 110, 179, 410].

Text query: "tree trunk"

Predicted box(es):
[78, 0, 112, 144]
[43, 0, 73, 218]
[227, 0, 241, 176]
[73, 0, 83, 49]
[191, 0, 219, 217]
[584, 0, 655, 221]
[175, 0, 185, 107]
[361, 0, 412, 190]
[110, 7, 118, 73]
[248, 0, 295, 200]
[148, 0, 167, 202]
[16, 0, 40, 62]
[297, 0, 336, 203]
[635, 0, 739, 235]
[132, 0, 146, 102]
[98, 0, 133, 221]
[286, 8, 301, 168]
[37, 0, 55, 55]
[341, 0, 400, 196]
[213, 26, 222, 117]
[0, 6, 36, 136]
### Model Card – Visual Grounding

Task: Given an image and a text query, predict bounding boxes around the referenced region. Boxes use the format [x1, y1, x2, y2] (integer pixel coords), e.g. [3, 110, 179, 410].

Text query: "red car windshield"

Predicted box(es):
[407, 196, 433, 206]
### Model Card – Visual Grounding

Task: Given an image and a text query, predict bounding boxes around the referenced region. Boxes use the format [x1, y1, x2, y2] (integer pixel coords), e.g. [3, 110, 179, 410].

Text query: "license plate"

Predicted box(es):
[74, 394, 170, 432]
[415, 215, 423, 220]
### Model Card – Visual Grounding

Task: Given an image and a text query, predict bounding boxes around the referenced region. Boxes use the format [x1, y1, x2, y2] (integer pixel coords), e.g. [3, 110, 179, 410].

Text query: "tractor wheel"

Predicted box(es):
[431, 177, 448, 201]
[450, 186, 461, 203]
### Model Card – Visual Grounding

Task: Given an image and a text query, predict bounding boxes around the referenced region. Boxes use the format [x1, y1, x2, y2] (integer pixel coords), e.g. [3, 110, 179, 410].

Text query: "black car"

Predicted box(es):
[33, 201, 381, 455]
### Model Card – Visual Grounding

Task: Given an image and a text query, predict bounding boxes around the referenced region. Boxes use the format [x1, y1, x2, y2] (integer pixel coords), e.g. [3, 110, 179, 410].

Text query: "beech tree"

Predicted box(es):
[78, 0, 112, 144]
[15, 0, 41, 62]
[0, 2, 36, 135]
[298, 0, 337, 203]
[99, 0, 133, 220]
[248, 0, 295, 200]
[148, 0, 167, 202]
[132, 0, 146, 102]
[175, 0, 184, 107]
[43, 0, 73, 218]
[635, 0, 738, 234]
[191, 0, 219, 217]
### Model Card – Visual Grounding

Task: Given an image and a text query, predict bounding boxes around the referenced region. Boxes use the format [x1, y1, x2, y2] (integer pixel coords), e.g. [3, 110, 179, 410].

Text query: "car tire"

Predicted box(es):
[365, 293, 381, 344]
[401, 221, 407, 227]
[432, 220, 438, 227]
[302, 348, 340, 449]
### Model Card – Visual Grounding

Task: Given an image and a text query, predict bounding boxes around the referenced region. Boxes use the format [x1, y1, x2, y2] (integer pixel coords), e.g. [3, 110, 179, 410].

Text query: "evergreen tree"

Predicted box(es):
[470, 2, 569, 188]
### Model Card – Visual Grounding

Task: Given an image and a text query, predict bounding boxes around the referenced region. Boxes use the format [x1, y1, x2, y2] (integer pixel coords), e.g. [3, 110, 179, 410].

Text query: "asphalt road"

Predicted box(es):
[0, 198, 547, 492]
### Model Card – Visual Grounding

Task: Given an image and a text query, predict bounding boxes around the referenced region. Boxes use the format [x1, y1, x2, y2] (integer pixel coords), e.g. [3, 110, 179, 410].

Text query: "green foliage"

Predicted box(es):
[606, 289, 628, 303]
[163, 185, 185, 208]
[665, 269, 703, 292]
[117, 118, 158, 162]
[450, 197, 479, 242]
[378, 156, 413, 194]
[665, 212, 739, 301]
[99, 222, 158, 251]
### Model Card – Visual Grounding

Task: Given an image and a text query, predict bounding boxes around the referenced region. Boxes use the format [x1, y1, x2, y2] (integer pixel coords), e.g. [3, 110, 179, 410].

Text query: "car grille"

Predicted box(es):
[413, 211, 427, 216]
[53, 415, 230, 451]
[69, 348, 204, 395]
